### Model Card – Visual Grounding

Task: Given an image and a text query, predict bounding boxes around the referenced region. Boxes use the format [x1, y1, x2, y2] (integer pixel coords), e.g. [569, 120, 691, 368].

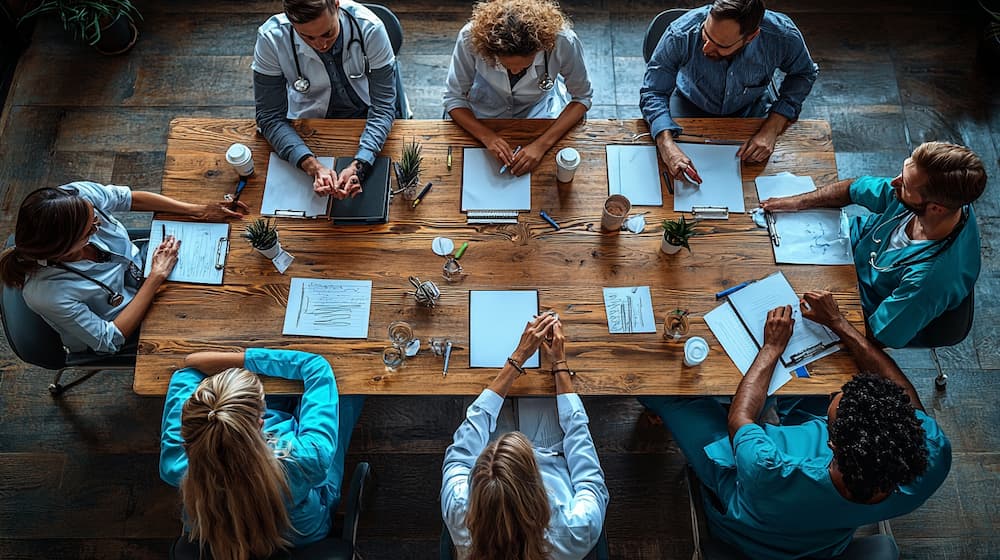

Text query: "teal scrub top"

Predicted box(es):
[848, 176, 980, 348]
[702, 411, 951, 559]
[159, 348, 343, 547]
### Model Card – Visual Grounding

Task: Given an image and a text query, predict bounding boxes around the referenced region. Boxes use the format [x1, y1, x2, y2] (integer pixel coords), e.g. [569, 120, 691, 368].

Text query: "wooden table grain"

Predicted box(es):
[135, 117, 862, 396]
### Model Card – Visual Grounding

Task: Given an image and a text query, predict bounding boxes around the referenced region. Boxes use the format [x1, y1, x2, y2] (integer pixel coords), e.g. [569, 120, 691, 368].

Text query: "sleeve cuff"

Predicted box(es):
[443, 99, 472, 115]
[291, 145, 315, 170]
[649, 114, 682, 140]
[476, 389, 506, 417]
[768, 99, 800, 122]
[354, 148, 376, 166]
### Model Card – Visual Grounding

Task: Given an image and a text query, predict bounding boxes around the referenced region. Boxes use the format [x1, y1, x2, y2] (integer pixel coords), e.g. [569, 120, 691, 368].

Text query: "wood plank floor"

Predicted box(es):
[1, 1, 998, 558]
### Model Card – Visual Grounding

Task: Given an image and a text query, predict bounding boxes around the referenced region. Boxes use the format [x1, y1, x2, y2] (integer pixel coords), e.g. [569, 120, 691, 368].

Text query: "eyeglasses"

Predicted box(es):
[701, 22, 746, 50]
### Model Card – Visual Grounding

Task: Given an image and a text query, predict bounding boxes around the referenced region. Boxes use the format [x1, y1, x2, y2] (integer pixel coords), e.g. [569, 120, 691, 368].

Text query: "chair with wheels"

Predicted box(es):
[363, 4, 412, 120]
[440, 522, 610, 560]
[902, 291, 974, 388]
[684, 466, 898, 560]
[0, 232, 146, 396]
[170, 461, 372, 560]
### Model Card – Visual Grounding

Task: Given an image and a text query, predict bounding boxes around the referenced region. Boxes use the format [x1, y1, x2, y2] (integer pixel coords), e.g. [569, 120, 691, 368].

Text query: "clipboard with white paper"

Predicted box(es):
[461, 148, 531, 212]
[261, 152, 333, 218]
[755, 173, 853, 265]
[469, 290, 539, 368]
[146, 220, 229, 285]
[606, 145, 663, 206]
[673, 143, 744, 212]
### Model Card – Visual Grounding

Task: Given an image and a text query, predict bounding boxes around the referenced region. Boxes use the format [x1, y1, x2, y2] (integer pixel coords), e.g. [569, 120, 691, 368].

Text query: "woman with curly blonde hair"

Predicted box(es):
[442, 315, 609, 559]
[160, 349, 364, 560]
[444, 0, 593, 175]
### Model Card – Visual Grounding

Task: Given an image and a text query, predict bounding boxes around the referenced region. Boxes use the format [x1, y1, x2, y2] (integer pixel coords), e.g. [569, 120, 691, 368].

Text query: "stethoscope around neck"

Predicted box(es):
[49, 208, 137, 307]
[537, 51, 555, 91]
[291, 10, 369, 94]
[866, 207, 968, 273]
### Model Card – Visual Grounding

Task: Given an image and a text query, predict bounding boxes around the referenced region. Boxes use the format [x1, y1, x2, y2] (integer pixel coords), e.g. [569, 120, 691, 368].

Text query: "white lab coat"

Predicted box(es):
[252, 0, 394, 119]
[443, 23, 593, 119]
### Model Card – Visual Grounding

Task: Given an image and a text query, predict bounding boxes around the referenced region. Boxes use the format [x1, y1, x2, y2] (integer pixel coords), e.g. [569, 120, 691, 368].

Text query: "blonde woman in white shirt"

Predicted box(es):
[443, 0, 593, 176]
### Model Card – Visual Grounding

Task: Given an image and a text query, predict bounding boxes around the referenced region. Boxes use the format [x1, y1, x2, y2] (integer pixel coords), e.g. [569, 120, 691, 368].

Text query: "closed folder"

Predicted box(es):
[329, 156, 392, 225]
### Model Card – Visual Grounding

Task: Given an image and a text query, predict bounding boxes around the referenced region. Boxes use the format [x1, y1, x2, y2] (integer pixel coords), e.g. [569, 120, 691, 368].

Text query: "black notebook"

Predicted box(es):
[329, 156, 392, 225]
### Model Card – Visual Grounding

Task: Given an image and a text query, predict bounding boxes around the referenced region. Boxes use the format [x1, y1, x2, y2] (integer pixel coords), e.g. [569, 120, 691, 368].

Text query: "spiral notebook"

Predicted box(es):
[461, 147, 531, 224]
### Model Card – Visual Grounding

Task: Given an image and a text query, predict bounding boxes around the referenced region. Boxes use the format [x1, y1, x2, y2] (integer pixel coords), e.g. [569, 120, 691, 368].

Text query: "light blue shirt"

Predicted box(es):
[441, 390, 609, 560]
[702, 411, 951, 559]
[849, 176, 980, 348]
[21, 181, 141, 353]
[640, 6, 818, 139]
[444, 24, 593, 119]
[159, 349, 343, 547]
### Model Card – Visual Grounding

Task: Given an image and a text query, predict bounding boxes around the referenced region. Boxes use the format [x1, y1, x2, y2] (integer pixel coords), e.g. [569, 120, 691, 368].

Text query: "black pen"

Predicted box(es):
[662, 171, 674, 195]
[411, 182, 433, 208]
[161, 223, 166, 239]
[229, 176, 248, 210]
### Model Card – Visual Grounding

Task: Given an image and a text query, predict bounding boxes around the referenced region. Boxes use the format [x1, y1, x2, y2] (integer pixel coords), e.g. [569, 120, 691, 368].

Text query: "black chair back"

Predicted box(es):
[363, 4, 402, 55]
[907, 291, 975, 348]
[643, 9, 689, 62]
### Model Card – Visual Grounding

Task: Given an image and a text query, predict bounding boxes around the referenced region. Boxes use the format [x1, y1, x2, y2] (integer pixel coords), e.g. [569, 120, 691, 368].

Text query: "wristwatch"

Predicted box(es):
[353, 159, 372, 182]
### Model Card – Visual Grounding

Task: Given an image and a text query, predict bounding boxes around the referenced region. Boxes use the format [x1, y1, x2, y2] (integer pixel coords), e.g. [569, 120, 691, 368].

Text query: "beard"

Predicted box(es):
[893, 187, 929, 216]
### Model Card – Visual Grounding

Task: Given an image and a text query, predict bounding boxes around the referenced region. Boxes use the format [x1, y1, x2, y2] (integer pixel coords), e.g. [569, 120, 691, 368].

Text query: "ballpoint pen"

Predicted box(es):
[443, 340, 453, 376]
[539, 210, 560, 231]
[229, 176, 248, 210]
[161, 223, 166, 239]
[453, 242, 469, 260]
[715, 281, 751, 300]
[765, 211, 781, 246]
[499, 145, 522, 174]
[447, 146, 453, 171]
[411, 182, 433, 208]
[661, 171, 674, 195]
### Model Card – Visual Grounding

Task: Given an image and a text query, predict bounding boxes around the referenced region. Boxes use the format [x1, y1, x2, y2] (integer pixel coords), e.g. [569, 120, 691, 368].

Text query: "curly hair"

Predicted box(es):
[468, 0, 569, 63]
[829, 373, 929, 503]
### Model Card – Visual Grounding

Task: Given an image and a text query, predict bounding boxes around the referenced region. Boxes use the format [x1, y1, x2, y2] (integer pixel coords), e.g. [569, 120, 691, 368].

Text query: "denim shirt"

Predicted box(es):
[640, 6, 818, 139]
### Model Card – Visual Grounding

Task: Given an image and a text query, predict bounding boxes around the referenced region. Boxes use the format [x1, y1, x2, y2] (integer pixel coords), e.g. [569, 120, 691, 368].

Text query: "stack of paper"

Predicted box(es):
[461, 148, 531, 223]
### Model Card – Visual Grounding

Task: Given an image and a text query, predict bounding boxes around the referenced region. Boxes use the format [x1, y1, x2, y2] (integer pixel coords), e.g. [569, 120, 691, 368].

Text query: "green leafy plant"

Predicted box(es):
[242, 218, 278, 250]
[398, 139, 423, 187]
[662, 216, 701, 252]
[19, 0, 142, 46]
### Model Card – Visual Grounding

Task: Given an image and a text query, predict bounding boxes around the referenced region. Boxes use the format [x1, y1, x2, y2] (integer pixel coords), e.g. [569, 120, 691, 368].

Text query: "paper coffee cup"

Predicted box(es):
[226, 143, 254, 176]
[556, 147, 581, 183]
[683, 336, 709, 367]
[601, 194, 631, 232]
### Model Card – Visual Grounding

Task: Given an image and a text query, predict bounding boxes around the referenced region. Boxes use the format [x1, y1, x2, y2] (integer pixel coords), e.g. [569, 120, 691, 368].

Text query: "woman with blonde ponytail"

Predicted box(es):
[442, 315, 609, 559]
[160, 349, 364, 559]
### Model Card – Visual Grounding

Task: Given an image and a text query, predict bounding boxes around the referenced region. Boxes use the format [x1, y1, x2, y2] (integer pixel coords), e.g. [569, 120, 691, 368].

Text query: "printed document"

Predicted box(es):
[283, 278, 372, 338]
[704, 304, 793, 395]
[602, 286, 657, 334]
[755, 173, 852, 265]
[146, 220, 228, 285]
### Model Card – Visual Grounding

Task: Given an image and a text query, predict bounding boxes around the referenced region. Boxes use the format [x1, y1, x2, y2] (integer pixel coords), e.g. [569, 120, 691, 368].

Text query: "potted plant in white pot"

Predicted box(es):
[243, 218, 282, 259]
[19, 0, 142, 55]
[661, 216, 700, 255]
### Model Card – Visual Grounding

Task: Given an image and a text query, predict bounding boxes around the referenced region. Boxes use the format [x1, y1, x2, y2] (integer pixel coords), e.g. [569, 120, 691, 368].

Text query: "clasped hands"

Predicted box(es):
[481, 132, 547, 176]
[510, 311, 568, 374]
[303, 156, 363, 199]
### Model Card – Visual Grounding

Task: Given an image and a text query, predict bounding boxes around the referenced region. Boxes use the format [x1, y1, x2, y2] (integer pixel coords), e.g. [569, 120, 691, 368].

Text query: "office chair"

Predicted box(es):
[170, 461, 372, 560]
[0, 232, 146, 395]
[684, 466, 899, 560]
[363, 4, 413, 120]
[903, 291, 975, 388]
[439, 522, 610, 560]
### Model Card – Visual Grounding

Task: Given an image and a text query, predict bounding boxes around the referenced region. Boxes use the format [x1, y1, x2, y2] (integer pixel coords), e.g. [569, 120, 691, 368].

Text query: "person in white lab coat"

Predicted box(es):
[443, 0, 593, 176]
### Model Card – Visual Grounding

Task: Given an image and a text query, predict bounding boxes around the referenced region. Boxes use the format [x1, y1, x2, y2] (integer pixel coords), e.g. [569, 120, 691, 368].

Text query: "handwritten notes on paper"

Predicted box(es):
[282, 278, 372, 338]
[146, 220, 228, 285]
[602, 287, 657, 334]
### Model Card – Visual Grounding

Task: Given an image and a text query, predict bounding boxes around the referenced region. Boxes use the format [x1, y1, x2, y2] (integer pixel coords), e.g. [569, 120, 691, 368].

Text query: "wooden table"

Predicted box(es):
[134, 118, 863, 396]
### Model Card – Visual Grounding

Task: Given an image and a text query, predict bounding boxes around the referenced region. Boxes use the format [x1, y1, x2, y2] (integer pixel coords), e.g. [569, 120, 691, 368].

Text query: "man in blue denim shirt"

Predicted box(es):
[641, 0, 818, 182]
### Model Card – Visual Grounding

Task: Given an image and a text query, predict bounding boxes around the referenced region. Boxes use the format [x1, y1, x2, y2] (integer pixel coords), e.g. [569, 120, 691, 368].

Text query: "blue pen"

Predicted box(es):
[499, 145, 522, 174]
[539, 210, 560, 231]
[715, 281, 751, 300]
[229, 176, 248, 210]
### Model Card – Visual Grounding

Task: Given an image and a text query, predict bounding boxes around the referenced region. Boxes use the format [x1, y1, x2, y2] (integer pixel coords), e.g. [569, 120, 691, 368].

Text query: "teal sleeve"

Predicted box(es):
[849, 176, 895, 213]
[867, 269, 942, 348]
[159, 368, 206, 486]
[732, 423, 784, 492]
[245, 349, 340, 483]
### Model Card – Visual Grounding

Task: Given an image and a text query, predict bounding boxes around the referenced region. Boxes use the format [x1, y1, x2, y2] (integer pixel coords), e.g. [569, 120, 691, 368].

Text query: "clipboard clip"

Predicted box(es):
[214, 237, 229, 270]
[691, 206, 729, 220]
[273, 209, 308, 218]
[765, 210, 781, 247]
[788, 342, 835, 365]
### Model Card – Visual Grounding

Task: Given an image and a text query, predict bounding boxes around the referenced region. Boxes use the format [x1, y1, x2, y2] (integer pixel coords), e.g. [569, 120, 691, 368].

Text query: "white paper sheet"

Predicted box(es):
[602, 286, 657, 334]
[145, 220, 229, 285]
[673, 143, 744, 212]
[704, 304, 793, 395]
[469, 290, 539, 368]
[726, 272, 840, 367]
[755, 172, 816, 199]
[755, 173, 853, 265]
[261, 152, 332, 218]
[606, 145, 663, 206]
[282, 278, 372, 338]
[461, 148, 531, 211]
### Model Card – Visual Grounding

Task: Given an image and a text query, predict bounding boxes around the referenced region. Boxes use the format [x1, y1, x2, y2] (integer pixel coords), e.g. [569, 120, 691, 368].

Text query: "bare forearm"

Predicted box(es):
[729, 344, 782, 440]
[130, 191, 200, 215]
[787, 179, 854, 210]
[535, 102, 587, 150]
[826, 317, 924, 411]
[111, 277, 166, 338]
[449, 108, 498, 145]
[184, 351, 248, 374]
[757, 112, 789, 138]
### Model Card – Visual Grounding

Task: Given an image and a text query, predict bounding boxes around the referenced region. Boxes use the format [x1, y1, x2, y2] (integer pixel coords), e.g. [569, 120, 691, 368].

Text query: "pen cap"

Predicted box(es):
[225, 143, 254, 176]
[556, 148, 581, 182]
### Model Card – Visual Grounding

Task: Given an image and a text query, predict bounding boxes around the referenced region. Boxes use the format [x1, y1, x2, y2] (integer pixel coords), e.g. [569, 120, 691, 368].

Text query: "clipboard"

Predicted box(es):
[147, 220, 229, 285]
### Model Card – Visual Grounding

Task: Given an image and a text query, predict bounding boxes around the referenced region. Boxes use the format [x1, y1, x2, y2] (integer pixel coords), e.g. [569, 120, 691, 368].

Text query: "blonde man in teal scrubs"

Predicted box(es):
[762, 141, 987, 348]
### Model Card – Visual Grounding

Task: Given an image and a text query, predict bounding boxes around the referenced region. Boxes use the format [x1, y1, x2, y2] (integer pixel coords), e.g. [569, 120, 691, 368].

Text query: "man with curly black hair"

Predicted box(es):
[640, 291, 951, 559]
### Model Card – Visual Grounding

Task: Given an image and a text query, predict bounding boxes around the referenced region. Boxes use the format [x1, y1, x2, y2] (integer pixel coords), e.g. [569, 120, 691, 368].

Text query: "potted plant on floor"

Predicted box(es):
[979, 0, 1000, 67]
[395, 139, 423, 201]
[243, 218, 282, 259]
[661, 216, 700, 255]
[19, 0, 142, 55]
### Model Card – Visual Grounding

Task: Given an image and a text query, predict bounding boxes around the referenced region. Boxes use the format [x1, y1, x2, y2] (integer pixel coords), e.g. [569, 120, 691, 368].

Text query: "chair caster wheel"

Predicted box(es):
[934, 374, 948, 389]
[48, 383, 64, 396]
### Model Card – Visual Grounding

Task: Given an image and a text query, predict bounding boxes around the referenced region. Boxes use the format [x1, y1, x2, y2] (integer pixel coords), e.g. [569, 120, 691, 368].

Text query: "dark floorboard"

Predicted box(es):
[0, 1, 997, 558]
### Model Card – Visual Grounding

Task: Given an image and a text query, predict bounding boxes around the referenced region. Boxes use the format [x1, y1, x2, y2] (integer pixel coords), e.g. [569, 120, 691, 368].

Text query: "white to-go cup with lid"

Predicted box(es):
[683, 336, 709, 367]
[555, 147, 581, 183]
[226, 143, 255, 177]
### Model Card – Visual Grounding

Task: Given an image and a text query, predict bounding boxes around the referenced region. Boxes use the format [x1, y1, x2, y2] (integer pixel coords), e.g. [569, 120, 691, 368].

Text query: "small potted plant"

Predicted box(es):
[243, 218, 282, 259]
[661, 216, 700, 255]
[396, 138, 423, 200]
[19, 0, 142, 55]
[979, 0, 1000, 67]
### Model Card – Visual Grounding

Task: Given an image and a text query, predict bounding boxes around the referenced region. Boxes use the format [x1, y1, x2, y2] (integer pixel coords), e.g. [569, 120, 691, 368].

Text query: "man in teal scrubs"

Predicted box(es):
[761, 141, 987, 347]
[641, 291, 951, 559]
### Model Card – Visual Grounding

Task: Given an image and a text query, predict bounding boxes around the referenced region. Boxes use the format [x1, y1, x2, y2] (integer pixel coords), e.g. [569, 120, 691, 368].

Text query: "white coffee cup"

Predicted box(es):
[225, 143, 254, 177]
[683, 336, 709, 367]
[555, 147, 581, 183]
